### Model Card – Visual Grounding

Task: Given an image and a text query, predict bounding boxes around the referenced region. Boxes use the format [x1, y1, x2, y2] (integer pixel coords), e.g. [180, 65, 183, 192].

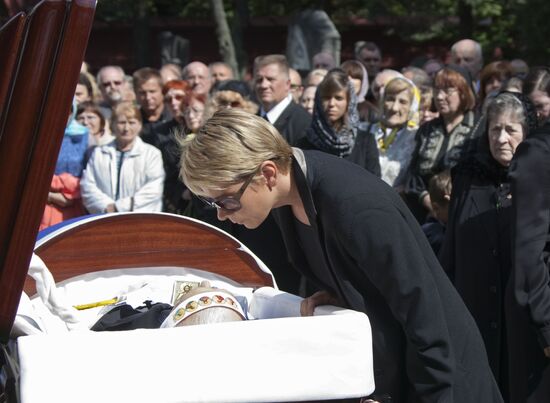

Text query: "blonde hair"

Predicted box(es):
[112, 101, 142, 122]
[179, 109, 293, 195]
[203, 90, 259, 121]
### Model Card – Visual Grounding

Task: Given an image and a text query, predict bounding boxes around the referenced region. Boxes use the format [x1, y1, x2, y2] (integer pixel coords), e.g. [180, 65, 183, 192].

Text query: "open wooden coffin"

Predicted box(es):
[0, 1, 374, 402]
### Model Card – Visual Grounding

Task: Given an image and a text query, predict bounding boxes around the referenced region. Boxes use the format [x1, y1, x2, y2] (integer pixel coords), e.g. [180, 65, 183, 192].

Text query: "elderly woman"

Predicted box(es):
[298, 68, 380, 177]
[81, 102, 165, 213]
[406, 65, 478, 222]
[179, 108, 502, 402]
[507, 99, 550, 402]
[76, 101, 114, 146]
[367, 76, 420, 188]
[439, 92, 538, 400]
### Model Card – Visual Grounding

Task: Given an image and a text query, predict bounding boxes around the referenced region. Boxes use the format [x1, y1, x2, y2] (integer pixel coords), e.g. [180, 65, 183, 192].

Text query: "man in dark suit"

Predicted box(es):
[179, 109, 503, 403]
[254, 54, 311, 146]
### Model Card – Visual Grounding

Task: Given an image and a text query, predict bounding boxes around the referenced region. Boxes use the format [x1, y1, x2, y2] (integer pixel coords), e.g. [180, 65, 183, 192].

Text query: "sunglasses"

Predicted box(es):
[197, 172, 256, 212]
[218, 100, 242, 108]
[101, 80, 123, 88]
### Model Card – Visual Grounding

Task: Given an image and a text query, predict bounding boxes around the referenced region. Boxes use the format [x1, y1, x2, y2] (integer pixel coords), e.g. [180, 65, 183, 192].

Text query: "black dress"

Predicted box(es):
[439, 149, 513, 399]
[507, 124, 550, 402]
[272, 149, 502, 402]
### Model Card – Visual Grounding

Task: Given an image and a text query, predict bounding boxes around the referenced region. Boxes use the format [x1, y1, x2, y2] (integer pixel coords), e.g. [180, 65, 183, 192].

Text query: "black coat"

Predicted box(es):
[271, 101, 311, 146]
[439, 152, 512, 395]
[297, 129, 381, 177]
[507, 125, 550, 402]
[272, 149, 502, 402]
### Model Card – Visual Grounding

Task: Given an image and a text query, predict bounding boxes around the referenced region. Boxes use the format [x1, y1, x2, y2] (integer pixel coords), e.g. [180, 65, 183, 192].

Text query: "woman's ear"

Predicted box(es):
[260, 160, 278, 191]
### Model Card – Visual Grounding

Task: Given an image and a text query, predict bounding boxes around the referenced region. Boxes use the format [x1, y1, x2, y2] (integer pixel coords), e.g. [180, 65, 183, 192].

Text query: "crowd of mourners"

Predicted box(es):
[44, 37, 550, 402]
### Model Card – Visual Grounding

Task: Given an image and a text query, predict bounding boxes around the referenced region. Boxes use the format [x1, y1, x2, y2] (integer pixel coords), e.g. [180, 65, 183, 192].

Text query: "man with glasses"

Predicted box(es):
[179, 108, 503, 403]
[97, 65, 131, 120]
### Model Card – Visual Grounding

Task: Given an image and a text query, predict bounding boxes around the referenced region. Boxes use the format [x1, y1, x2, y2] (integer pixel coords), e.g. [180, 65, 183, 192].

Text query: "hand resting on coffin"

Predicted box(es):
[300, 290, 343, 317]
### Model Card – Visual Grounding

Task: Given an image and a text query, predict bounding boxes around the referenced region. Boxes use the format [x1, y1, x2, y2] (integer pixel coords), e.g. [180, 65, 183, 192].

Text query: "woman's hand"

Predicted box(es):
[300, 290, 341, 316]
[544, 346, 550, 358]
[47, 192, 73, 207]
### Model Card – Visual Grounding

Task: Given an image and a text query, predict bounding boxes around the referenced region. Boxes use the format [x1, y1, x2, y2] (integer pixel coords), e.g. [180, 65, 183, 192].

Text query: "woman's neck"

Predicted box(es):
[442, 112, 465, 134]
[116, 139, 135, 152]
[276, 169, 310, 226]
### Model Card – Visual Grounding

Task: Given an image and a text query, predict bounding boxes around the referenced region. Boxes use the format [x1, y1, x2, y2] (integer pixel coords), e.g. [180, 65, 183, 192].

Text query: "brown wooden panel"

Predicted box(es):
[0, 12, 26, 134]
[25, 214, 274, 295]
[0, 0, 96, 340]
[0, 0, 66, 280]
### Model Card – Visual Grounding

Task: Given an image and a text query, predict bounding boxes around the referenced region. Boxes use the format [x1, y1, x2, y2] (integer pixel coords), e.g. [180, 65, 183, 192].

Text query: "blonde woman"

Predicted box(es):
[178, 108, 501, 402]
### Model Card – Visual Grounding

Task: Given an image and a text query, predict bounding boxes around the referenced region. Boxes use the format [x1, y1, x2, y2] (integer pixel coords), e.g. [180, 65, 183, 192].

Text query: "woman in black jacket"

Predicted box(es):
[179, 108, 502, 403]
[439, 92, 538, 400]
[297, 68, 381, 177]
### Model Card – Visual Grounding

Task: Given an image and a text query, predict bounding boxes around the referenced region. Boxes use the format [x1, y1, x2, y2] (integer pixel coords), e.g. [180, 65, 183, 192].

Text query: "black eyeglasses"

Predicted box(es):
[197, 172, 257, 212]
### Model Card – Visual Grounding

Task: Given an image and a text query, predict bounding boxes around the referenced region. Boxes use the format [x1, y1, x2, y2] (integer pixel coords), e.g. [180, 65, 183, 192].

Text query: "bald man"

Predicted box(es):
[371, 69, 403, 102]
[183, 61, 212, 96]
[451, 39, 483, 80]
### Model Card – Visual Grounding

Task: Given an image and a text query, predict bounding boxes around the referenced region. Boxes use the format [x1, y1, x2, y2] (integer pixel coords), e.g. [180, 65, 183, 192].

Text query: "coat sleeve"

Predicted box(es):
[405, 124, 429, 201]
[80, 149, 115, 214]
[341, 202, 455, 402]
[115, 147, 165, 212]
[364, 130, 381, 178]
[510, 136, 550, 349]
[438, 170, 464, 282]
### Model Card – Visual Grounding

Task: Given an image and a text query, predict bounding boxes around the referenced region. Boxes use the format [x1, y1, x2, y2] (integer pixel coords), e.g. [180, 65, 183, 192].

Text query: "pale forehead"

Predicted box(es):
[167, 88, 186, 95]
[454, 41, 479, 56]
[303, 86, 316, 97]
[256, 63, 284, 77]
[289, 69, 301, 84]
[100, 67, 124, 81]
[375, 70, 401, 86]
[531, 91, 550, 102]
[187, 62, 209, 76]
[212, 64, 231, 73]
[360, 48, 380, 58]
[140, 78, 162, 90]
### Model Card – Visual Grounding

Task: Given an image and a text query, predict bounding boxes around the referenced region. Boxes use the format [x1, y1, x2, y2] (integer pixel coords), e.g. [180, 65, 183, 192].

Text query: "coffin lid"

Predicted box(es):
[0, 0, 97, 341]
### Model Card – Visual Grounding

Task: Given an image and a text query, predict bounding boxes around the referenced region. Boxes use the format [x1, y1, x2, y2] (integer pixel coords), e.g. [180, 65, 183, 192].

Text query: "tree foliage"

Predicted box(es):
[91, 0, 550, 64]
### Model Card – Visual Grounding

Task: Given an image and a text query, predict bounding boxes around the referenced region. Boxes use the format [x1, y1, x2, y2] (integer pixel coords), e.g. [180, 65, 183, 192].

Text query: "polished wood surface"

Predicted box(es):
[0, 12, 26, 131]
[0, 0, 96, 340]
[27, 214, 274, 295]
